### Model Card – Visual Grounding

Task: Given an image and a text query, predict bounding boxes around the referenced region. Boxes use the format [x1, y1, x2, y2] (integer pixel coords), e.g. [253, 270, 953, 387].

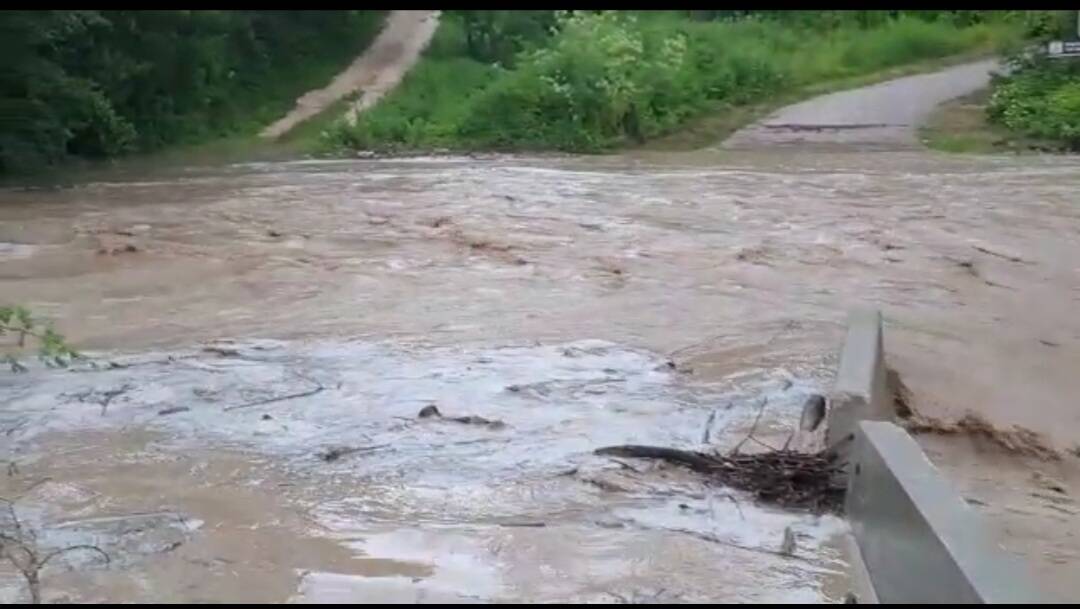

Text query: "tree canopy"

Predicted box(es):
[0, 10, 384, 174]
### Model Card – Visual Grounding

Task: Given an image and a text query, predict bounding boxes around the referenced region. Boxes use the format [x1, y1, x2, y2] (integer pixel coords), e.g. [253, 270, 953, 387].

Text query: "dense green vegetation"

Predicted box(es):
[4, 10, 1060, 172]
[985, 12, 1080, 150]
[324, 10, 1022, 154]
[987, 58, 1080, 150]
[0, 10, 385, 174]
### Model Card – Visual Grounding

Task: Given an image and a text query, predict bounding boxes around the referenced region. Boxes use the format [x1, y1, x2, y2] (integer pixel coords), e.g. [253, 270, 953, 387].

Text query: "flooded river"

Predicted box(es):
[3, 149, 1080, 602]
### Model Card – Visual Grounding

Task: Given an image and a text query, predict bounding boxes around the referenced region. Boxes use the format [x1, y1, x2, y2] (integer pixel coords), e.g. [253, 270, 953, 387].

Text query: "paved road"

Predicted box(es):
[724, 60, 999, 150]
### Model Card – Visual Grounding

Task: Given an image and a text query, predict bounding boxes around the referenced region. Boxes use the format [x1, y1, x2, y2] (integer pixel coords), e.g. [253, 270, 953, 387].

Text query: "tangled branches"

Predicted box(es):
[594, 445, 845, 513]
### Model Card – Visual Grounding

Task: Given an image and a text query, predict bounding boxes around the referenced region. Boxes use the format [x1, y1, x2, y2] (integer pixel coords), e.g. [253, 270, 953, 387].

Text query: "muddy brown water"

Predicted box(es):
[3, 149, 1080, 602]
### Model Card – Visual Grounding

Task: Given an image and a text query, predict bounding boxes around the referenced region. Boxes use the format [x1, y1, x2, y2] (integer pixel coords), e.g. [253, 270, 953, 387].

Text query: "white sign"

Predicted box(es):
[1048, 40, 1080, 58]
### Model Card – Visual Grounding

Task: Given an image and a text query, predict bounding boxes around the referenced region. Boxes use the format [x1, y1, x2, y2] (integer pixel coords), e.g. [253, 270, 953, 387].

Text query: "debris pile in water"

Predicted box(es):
[593, 445, 845, 513]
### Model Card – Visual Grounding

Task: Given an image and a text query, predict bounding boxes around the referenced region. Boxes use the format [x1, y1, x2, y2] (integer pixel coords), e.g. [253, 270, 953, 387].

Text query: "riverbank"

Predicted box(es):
[921, 57, 1080, 154]
[322, 13, 1022, 156]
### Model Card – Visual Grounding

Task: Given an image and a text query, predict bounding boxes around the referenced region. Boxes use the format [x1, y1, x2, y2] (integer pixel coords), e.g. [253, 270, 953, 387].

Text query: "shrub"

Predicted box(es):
[988, 57, 1080, 148]
[327, 10, 1021, 153]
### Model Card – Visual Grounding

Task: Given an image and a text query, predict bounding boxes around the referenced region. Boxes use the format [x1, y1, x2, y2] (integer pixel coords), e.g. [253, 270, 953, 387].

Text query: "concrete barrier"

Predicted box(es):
[826, 308, 892, 451]
[828, 310, 1048, 603]
[847, 421, 1044, 604]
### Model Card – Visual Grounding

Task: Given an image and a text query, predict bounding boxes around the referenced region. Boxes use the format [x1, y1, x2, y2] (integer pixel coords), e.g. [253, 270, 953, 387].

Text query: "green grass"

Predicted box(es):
[325, 13, 1023, 154]
[320, 18, 501, 155]
[920, 86, 1071, 155]
[324, 58, 500, 153]
[919, 89, 1006, 153]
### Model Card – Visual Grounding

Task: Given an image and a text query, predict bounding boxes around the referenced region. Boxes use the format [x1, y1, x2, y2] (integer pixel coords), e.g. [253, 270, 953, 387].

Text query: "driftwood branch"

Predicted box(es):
[98, 384, 132, 416]
[665, 526, 817, 564]
[317, 443, 390, 462]
[616, 518, 816, 564]
[972, 244, 1033, 265]
[702, 408, 719, 444]
[595, 445, 719, 471]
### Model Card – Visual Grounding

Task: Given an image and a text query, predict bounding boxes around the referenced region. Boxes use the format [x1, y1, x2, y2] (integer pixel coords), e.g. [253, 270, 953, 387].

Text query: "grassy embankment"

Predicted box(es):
[321, 12, 1023, 155]
[922, 54, 1080, 154]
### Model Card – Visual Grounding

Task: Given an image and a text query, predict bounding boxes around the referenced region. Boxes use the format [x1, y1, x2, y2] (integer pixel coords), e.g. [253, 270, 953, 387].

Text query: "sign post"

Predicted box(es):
[1047, 11, 1080, 58]
[1048, 40, 1080, 57]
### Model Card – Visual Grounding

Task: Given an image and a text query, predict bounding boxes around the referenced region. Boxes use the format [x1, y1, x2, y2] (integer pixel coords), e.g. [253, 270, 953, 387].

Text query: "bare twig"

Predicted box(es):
[781, 430, 796, 451]
[671, 526, 816, 563]
[224, 379, 325, 411]
[983, 278, 1017, 290]
[746, 436, 779, 452]
[730, 397, 768, 455]
[98, 384, 132, 416]
[317, 443, 389, 462]
[620, 519, 816, 564]
[1, 499, 110, 604]
[715, 492, 745, 521]
[157, 406, 190, 416]
[5, 418, 30, 438]
[972, 244, 1033, 265]
[610, 459, 643, 473]
[1, 497, 26, 539]
[607, 587, 673, 604]
[702, 408, 719, 444]
[595, 446, 719, 471]
[61, 385, 133, 416]
[38, 544, 111, 569]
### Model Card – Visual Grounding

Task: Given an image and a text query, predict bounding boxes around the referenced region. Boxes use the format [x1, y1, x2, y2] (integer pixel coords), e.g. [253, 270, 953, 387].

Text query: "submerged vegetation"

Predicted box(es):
[0, 305, 78, 371]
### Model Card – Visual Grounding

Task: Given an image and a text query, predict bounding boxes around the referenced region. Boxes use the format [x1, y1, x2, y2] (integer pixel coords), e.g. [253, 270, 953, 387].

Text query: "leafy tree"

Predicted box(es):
[448, 11, 558, 67]
[0, 10, 385, 174]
